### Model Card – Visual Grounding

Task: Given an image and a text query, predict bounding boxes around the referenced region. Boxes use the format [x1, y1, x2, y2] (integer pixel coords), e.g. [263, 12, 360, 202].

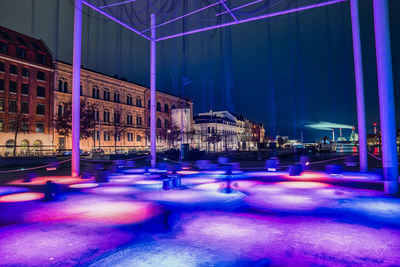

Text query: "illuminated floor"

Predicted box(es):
[0, 169, 399, 266]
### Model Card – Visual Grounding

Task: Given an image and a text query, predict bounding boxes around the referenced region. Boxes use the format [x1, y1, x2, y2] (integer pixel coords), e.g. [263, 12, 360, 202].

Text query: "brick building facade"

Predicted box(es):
[0, 26, 54, 156]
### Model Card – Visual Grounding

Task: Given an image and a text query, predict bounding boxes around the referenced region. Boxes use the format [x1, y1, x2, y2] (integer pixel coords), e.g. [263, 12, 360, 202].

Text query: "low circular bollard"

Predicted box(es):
[162, 179, 173, 190]
[172, 177, 182, 189]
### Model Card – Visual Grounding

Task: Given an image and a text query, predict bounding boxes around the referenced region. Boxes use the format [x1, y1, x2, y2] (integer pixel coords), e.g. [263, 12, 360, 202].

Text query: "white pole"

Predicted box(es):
[150, 14, 156, 167]
[350, 0, 367, 171]
[71, 0, 82, 178]
[373, 0, 399, 194]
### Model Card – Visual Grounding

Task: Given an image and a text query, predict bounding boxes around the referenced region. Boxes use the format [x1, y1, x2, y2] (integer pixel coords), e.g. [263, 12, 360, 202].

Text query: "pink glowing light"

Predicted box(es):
[9, 176, 91, 185]
[133, 180, 162, 185]
[275, 181, 331, 189]
[0, 192, 44, 202]
[69, 183, 99, 189]
[231, 180, 263, 189]
[27, 198, 160, 225]
[282, 171, 328, 180]
[85, 186, 139, 195]
[177, 170, 199, 175]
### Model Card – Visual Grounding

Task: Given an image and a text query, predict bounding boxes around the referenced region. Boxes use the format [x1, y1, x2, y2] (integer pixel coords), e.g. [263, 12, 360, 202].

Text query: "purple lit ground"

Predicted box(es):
[0, 169, 400, 266]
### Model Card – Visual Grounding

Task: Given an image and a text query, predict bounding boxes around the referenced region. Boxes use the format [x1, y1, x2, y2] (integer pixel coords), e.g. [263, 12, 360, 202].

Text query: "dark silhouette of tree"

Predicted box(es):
[54, 99, 97, 140]
[9, 111, 31, 156]
[111, 121, 127, 153]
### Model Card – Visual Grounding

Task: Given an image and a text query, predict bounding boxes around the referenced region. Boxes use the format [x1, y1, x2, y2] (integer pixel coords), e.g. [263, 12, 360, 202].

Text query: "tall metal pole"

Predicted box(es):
[71, 0, 82, 178]
[150, 14, 157, 167]
[373, 0, 399, 194]
[350, 0, 367, 172]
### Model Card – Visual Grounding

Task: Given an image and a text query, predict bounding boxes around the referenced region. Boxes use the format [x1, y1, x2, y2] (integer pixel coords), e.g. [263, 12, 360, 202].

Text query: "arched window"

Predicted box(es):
[114, 111, 120, 123]
[21, 139, 29, 147]
[114, 92, 120, 103]
[126, 95, 132, 105]
[5, 139, 14, 148]
[33, 140, 42, 147]
[58, 104, 63, 115]
[136, 97, 142, 107]
[136, 135, 141, 142]
[164, 119, 169, 129]
[63, 82, 68, 93]
[164, 104, 169, 113]
[104, 89, 110, 101]
[21, 140, 29, 153]
[157, 118, 162, 128]
[157, 102, 161, 112]
[58, 80, 63, 92]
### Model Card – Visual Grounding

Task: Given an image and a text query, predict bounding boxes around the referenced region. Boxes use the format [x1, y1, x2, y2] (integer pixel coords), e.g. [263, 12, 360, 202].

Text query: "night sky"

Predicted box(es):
[0, 0, 399, 141]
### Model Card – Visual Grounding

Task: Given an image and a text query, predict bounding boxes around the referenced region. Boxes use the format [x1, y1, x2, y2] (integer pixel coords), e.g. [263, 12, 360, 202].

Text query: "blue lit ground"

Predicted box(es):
[0, 169, 400, 266]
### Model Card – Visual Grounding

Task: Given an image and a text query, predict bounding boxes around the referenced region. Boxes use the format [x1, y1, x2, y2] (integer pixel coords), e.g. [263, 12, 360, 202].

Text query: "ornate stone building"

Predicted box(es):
[54, 61, 192, 153]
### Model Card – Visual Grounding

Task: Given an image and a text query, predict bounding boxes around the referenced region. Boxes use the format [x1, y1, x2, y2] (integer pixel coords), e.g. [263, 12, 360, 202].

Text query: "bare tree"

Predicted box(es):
[9, 111, 31, 156]
[54, 99, 97, 140]
[111, 108, 127, 153]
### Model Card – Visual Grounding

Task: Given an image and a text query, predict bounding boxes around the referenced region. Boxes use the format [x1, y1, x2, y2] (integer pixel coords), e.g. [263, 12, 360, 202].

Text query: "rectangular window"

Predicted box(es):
[104, 91, 110, 101]
[9, 81, 17, 93]
[103, 111, 110, 123]
[21, 102, 29, 114]
[114, 93, 120, 103]
[136, 98, 142, 107]
[36, 122, 44, 133]
[0, 41, 7, 53]
[0, 79, 4, 91]
[36, 104, 45, 115]
[36, 53, 46, 64]
[37, 71, 46, 81]
[0, 62, 4, 72]
[96, 131, 100, 141]
[104, 132, 110, 141]
[58, 105, 63, 115]
[21, 122, 29, 132]
[10, 64, 17, 75]
[9, 100, 17, 113]
[0, 99, 3, 111]
[37, 86, 45, 97]
[21, 84, 29, 95]
[127, 95, 132, 105]
[0, 120, 3, 131]
[22, 67, 29, 77]
[17, 47, 25, 58]
[9, 120, 16, 132]
[136, 116, 142, 126]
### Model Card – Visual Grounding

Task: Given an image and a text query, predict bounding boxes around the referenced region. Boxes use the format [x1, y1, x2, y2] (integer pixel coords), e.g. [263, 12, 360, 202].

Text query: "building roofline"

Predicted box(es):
[56, 60, 192, 103]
